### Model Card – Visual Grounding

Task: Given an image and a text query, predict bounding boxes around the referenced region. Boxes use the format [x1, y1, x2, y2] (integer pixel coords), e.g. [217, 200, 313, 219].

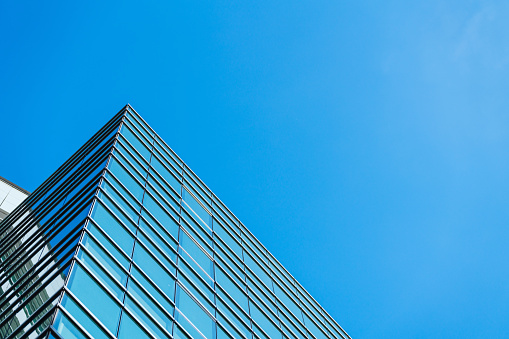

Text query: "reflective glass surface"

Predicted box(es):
[0, 106, 348, 339]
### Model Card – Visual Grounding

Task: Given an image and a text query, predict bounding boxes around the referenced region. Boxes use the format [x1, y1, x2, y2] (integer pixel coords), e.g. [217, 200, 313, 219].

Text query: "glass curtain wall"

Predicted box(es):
[0, 108, 125, 339]
[0, 105, 349, 339]
[51, 106, 350, 339]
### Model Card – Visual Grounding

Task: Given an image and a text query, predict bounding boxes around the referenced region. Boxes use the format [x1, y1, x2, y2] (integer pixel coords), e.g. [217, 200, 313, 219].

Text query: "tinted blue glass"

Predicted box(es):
[175, 285, 215, 339]
[173, 324, 193, 339]
[66, 264, 121, 334]
[85, 222, 130, 269]
[181, 212, 213, 249]
[107, 156, 145, 201]
[59, 296, 111, 339]
[118, 312, 151, 339]
[115, 136, 149, 174]
[80, 232, 128, 286]
[302, 312, 327, 339]
[139, 231, 177, 269]
[147, 173, 180, 210]
[154, 139, 183, 171]
[53, 310, 90, 339]
[217, 298, 252, 339]
[214, 220, 242, 258]
[250, 302, 282, 339]
[125, 296, 171, 338]
[91, 200, 135, 257]
[215, 246, 245, 283]
[133, 242, 176, 299]
[279, 311, 307, 339]
[177, 260, 215, 315]
[101, 177, 140, 222]
[126, 113, 154, 139]
[143, 192, 179, 230]
[182, 188, 212, 231]
[273, 281, 303, 322]
[139, 218, 178, 262]
[131, 265, 175, 315]
[151, 153, 181, 194]
[248, 278, 277, 314]
[120, 122, 152, 162]
[76, 249, 123, 299]
[179, 229, 213, 280]
[216, 267, 249, 313]
[243, 251, 272, 290]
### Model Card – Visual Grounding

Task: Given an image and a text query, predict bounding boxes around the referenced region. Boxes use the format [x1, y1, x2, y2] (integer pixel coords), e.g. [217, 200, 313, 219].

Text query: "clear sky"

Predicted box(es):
[1, 1, 509, 338]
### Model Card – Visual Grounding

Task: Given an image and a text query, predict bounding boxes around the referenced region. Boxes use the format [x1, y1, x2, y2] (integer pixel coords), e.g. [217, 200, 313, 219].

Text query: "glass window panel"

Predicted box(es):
[242, 233, 267, 266]
[216, 288, 249, 332]
[147, 172, 180, 209]
[181, 212, 213, 249]
[269, 260, 294, 292]
[151, 154, 181, 194]
[215, 246, 245, 283]
[139, 218, 178, 262]
[133, 242, 176, 299]
[76, 249, 123, 299]
[183, 187, 211, 228]
[118, 311, 152, 339]
[86, 222, 130, 269]
[279, 311, 307, 339]
[179, 229, 213, 279]
[126, 113, 154, 139]
[178, 265, 214, 314]
[107, 156, 145, 201]
[131, 265, 175, 315]
[216, 323, 235, 339]
[175, 285, 215, 339]
[273, 281, 302, 322]
[125, 296, 171, 339]
[146, 183, 179, 219]
[116, 136, 148, 174]
[214, 220, 242, 258]
[58, 297, 110, 339]
[215, 267, 249, 314]
[212, 199, 239, 236]
[302, 312, 327, 339]
[143, 192, 179, 230]
[53, 311, 89, 339]
[297, 286, 323, 318]
[248, 280, 277, 315]
[81, 232, 128, 286]
[250, 302, 281, 339]
[184, 171, 210, 204]
[243, 252, 272, 290]
[124, 118, 153, 147]
[217, 312, 249, 339]
[178, 260, 215, 315]
[217, 298, 252, 339]
[101, 178, 140, 223]
[154, 138, 183, 170]
[182, 204, 211, 238]
[141, 209, 178, 248]
[139, 231, 177, 269]
[67, 264, 121, 334]
[91, 201, 135, 259]
[120, 122, 152, 162]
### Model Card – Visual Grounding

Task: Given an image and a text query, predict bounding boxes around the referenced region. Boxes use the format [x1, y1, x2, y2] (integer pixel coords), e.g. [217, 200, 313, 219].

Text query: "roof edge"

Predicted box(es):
[0, 176, 31, 195]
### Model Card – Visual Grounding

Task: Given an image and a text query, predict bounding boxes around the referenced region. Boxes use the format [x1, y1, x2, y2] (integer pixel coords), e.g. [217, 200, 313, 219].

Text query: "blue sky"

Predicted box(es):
[2, 1, 509, 337]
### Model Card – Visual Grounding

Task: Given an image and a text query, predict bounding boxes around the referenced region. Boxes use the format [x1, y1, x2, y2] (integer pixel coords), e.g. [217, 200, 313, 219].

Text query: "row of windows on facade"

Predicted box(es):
[118, 109, 341, 328]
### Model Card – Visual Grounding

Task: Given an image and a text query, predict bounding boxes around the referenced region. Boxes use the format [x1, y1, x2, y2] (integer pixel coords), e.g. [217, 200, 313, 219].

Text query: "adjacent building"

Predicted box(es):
[0, 105, 350, 339]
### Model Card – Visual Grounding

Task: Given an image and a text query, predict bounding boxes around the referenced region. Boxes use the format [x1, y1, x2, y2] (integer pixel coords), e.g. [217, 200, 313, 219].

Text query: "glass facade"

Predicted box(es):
[0, 105, 350, 339]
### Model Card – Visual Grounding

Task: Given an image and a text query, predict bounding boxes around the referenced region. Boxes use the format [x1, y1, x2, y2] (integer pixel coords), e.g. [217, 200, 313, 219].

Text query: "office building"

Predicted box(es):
[0, 105, 350, 339]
